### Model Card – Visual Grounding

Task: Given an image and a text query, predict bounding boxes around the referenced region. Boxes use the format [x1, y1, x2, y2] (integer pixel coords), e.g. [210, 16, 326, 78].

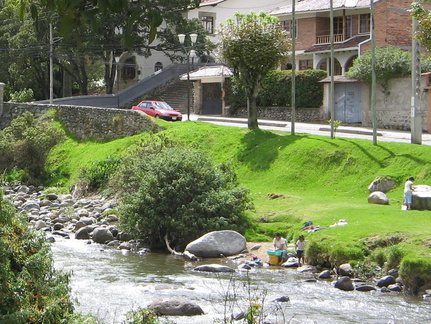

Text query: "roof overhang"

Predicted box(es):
[180, 65, 233, 82]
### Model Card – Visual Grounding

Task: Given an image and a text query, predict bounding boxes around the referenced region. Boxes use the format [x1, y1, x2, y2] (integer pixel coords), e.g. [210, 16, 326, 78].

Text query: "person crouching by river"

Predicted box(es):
[273, 233, 288, 266]
[295, 235, 306, 266]
[404, 177, 415, 210]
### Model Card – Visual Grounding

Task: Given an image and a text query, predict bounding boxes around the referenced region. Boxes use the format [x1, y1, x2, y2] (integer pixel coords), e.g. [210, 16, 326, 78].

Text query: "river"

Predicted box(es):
[51, 236, 431, 324]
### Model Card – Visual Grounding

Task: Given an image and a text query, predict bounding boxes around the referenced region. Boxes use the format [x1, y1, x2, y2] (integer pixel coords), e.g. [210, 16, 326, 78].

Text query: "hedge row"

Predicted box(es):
[226, 69, 327, 110]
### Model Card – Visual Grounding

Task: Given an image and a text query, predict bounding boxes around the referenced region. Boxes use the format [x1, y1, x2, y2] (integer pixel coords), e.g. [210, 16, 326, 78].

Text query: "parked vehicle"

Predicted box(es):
[132, 100, 182, 121]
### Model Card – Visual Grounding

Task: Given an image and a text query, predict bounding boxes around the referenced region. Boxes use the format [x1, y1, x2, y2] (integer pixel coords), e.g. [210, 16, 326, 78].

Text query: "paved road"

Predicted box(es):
[186, 114, 431, 146]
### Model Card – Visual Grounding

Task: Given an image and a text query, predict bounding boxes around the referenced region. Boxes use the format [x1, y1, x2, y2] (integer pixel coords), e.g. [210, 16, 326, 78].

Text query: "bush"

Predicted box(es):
[0, 192, 74, 322]
[399, 257, 431, 295]
[226, 69, 327, 111]
[0, 111, 65, 183]
[305, 240, 365, 268]
[111, 135, 253, 249]
[79, 155, 121, 192]
[9, 88, 35, 103]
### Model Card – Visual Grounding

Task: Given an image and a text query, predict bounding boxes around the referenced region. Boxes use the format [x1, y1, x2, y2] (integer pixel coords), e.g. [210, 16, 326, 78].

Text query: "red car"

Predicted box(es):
[132, 100, 183, 121]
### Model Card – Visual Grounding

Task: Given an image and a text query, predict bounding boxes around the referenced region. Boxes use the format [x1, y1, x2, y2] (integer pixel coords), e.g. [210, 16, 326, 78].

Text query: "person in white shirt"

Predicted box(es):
[403, 177, 415, 210]
[273, 233, 287, 266]
[295, 235, 306, 266]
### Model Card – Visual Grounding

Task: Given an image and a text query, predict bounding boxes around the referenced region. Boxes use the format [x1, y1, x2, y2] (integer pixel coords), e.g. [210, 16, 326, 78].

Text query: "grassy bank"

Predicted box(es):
[46, 120, 431, 290]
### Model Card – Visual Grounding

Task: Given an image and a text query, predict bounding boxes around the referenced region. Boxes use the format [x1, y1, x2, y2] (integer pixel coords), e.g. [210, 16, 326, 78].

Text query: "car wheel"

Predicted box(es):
[155, 115, 160, 119]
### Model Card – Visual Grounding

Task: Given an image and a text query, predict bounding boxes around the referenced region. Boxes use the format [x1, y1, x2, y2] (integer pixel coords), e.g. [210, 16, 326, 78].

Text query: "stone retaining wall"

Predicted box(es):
[228, 106, 326, 123]
[0, 103, 158, 140]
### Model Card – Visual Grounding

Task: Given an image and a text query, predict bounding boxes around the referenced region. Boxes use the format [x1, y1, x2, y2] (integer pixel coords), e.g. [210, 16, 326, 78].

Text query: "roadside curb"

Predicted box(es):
[197, 117, 288, 128]
[318, 127, 382, 137]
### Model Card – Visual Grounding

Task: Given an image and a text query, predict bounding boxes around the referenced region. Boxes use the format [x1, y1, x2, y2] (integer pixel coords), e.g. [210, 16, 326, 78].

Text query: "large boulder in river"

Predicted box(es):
[411, 185, 431, 210]
[334, 276, 354, 291]
[185, 230, 246, 258]
[368, 191, 389, 205]
[148, 298, 204, 316]
[92, 227, 114, 244]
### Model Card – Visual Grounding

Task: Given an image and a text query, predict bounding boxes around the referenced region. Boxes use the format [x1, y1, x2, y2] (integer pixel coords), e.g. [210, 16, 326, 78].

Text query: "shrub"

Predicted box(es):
[385, 245, 405, 270]
[112, 135, 253, 250]
[399, 257, 431, 295]
[0, 111, 65, 183]
[0, 191, 74, 322]
[9, 88, 35, 103]
[226, 69, 327, 111]
[305, 240, 365, 268]
[79, 155, 121, 192]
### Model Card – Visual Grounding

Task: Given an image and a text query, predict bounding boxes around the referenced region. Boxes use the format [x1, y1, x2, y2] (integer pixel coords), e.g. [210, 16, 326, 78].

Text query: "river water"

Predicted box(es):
[51, 237, 431, 324]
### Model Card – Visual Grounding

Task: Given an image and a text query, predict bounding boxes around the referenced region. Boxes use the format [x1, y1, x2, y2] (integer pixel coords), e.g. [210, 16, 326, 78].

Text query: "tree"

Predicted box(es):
[346, 46, 431, 93]
[218, 12, 291, 130]
[411, 2, 431, 52]
[0, 192, 74, 322]
[346, 46, 411, 91]
[111, 135, 253, 250]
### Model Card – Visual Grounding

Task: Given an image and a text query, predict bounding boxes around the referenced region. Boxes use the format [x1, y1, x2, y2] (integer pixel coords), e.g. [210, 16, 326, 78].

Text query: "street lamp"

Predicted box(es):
[178, 33, 198, 121]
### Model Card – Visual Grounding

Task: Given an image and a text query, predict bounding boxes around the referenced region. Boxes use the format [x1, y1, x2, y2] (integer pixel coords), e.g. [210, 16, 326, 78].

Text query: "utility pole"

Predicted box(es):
[291, 0, 296, 135]
[411, 17, 422, 144]
[371, 0, 377, 145]
[330, 0, 335, 139]
[49, 24, 54, 104]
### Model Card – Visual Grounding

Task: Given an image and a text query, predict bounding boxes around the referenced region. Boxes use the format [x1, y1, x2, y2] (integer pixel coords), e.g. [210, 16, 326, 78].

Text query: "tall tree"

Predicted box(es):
[412, 2, 431, 52]
[218, 12, 291, 130]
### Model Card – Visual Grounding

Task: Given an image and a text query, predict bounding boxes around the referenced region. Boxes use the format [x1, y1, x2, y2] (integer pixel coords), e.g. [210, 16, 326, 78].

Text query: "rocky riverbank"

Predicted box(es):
[3, 183, 431, 301]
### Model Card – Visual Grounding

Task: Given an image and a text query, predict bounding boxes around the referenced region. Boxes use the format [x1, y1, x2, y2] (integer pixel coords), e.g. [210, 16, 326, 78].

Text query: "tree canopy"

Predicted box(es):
[218, 12, 291, 130]
[346, 46, 431, 92]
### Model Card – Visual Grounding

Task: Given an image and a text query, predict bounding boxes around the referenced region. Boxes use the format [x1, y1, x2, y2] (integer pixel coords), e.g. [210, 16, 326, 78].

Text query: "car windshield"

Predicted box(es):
[153, 101, 173, 110]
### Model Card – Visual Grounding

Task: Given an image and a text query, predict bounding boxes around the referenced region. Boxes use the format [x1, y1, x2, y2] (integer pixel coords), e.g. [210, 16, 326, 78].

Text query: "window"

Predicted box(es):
[122, 57, 136, 80]
[299, 59, 313, 71]
[281, 20, 297, 38]
[201, 15, 214, 34]
[359, 14, 370, 33]
[155, 62, 163, 72]
[333, 17, 343, 35]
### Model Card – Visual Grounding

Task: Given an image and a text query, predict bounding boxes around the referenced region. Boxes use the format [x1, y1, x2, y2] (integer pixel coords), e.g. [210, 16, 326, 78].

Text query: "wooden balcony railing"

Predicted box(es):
[316, 34, 345, 44]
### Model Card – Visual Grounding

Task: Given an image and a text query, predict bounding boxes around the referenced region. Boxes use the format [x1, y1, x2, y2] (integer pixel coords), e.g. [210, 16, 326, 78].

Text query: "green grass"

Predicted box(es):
[46, 120, 431, 261]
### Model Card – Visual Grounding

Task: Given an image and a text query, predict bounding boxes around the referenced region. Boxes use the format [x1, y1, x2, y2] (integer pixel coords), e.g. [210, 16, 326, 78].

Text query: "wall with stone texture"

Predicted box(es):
[228, 106, 326, 123]
[0, 103, 159, 140]
[361, 76, 429, 131]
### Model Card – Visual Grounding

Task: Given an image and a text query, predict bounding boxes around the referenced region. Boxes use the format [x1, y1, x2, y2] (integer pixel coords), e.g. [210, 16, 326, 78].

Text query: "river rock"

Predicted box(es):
[148, 298, 204, 316]
[92, 227, 114, 244]
[281, 257, 298, 268]
[368, 191, 389, 205]
[368, 177, 396, 193]
[411, 185, 431, 210]
[75, 227, 90, 240]
[334, 276, 354, 291]
[338, 263, 353, 276]
[185, 230, 246, 258]
[22, 201, 41, 211]
[388, 284, 402, 292]
[194, 264, 235, 273]
[53, 223, 64, 230]
[376, 275, 396, 288]
[355, 284, 376, 292]
[297, 264, 317, 273]
[35, 220, 48, 230]
[45, 193, 58, 200]
[318, 270, 332, 279]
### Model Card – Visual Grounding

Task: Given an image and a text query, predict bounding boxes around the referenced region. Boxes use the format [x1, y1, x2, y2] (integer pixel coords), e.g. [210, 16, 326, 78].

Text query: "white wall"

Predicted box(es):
[135, 0, 291, 79]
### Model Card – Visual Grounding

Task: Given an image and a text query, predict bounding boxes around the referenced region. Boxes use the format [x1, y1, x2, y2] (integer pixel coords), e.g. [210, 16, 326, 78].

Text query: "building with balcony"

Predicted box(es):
[269, 0, 417, 76]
